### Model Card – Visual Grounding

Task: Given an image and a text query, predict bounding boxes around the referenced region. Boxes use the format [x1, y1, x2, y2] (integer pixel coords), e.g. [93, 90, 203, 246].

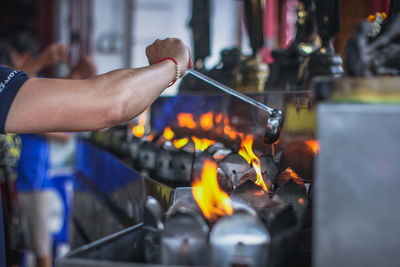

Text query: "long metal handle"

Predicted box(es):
[186, 69, 274, 115]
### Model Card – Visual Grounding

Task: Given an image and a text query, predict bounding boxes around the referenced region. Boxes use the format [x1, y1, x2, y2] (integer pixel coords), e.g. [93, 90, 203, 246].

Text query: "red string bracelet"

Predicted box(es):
[155, 57, 181, 87]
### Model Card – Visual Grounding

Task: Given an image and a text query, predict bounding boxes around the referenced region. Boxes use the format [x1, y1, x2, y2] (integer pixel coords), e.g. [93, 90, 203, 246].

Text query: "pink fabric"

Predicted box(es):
[370, 0, 390, 14]
[263, 0, 278, 63]
[280, 0, 298, 49]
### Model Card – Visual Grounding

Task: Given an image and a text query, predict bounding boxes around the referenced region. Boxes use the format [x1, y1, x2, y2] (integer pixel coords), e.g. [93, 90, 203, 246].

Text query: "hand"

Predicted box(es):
[38, 43, 68, 68]
[145, 38, 193, 75]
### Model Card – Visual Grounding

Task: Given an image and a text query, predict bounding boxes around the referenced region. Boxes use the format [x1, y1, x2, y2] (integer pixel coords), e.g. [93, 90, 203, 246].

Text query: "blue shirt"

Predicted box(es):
[16, 134, 51, 191]
[0, 65, 29, 134]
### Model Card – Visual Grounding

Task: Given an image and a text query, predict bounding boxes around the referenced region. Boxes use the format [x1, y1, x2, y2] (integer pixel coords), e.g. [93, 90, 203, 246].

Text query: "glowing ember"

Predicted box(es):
[223, 115, 239, 140]
[215, 113, 223, 124]
[192, 136, 216, 151]
[192, 159, 233, 221]
[132, 125, 144, 138]
[147, 134, 154, 141]
[238, 135, 269, 192]
[173, 138, 189, 149]
[200, 112, 214, 131]
[132, 115, 146, 138]
[162, 126, 175, 140]
[304, 140, 320, 154]
[177, 113, 197, 129]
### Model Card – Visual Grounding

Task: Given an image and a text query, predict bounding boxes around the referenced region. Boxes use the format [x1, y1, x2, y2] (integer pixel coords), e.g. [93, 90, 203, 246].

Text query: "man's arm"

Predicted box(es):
[4, 38, 192, 133]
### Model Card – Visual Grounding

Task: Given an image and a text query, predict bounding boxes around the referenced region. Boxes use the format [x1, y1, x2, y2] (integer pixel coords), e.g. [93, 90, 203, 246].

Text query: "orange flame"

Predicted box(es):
[215, 113, 223, 124]
[223, 115, 240, 140]
[192, 159, 233, 221]
[132, 125, 144, 138]
[132, 115, 146, 138]
[162, 126, 175, 140]
[192, 136, 216, 151]
[173, 138, 189, 149]
[147, 134, 154, 141]
[304, 140, 320, 154]
[238, 135, 268, 192]
[177, 113, 197, 129]
[200, 112, 214, 131]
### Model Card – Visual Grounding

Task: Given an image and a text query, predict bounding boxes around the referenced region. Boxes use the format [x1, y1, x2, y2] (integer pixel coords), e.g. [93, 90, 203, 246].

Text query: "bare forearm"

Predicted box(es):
[93, 60, 176, 122]
[5, 61, 176, 133]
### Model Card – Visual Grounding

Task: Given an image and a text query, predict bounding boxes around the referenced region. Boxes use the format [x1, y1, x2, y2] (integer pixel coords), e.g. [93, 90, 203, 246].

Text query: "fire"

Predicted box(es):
[192, 159, 233, 221]
[304, 140, 320, 154]
[200, 112, 214, 131]
[162, 126, 175, 140]
[238, 135, 269, 192]
[132, 125, 144, 138]
[223, 115, 241, 140]
[177, 113, 197, 129]
[215, 113, 223, 124]
[132, 114, 146, 138]
[173, 138, 189, 149]
[146, 134, 154, 141]
[192, 136, 216, 151]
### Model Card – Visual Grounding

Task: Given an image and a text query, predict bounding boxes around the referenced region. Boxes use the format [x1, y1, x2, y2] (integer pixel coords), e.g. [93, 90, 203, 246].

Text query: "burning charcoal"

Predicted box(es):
[144, 196, 164, 263]
[308, 181, 313, 200]
[206, 143, 232, 163]
[275, 167, 307, 193]
[260, 153, 279, 184]
[274, 150, 284, 163]
[212, 148, 232, 163]
[180, 138, 195, 153]
[160, 207, 210, 266]
[230, 196, 258, 217]
[172, 150, 194, 185]
[257, 199, 300, 267]
[232, 180, 270, 210]
[257, 199, 297, 235]
[277, 141, 318, 182]
[218, 153, 251, 187]
[144, 196, 164, 230]
[137, 141, 157, 172]
[217, 167, 233, 193]
[205, 142, 225, 155]
[210, 212, 271, 267]
[127, 136, 141, 162]
[192, 152, 233, 193]
[166, 197, 203, 219]
[273, 179, 309, 224]
[109, 129, 126, 153]
[155, 145, 176, 182]
[237, 167, 273, 192]
[192, 152, 215, 181]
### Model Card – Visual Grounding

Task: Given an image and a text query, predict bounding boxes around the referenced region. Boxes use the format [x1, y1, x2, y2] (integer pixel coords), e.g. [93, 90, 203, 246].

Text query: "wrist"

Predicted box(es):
[155, 57, 181, 87]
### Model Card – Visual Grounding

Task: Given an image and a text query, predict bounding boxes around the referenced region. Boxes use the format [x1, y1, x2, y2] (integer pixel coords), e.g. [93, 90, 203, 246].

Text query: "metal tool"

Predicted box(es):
[186, 69, 284, 144]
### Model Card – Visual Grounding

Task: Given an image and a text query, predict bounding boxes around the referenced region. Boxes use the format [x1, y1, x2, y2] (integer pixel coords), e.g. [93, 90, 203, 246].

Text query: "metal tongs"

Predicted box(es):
[186, 69, 284, 144]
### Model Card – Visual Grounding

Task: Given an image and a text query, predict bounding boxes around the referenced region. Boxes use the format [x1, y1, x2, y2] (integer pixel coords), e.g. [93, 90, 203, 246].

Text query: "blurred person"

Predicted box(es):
[0, 36, 192, 267]
[9, 31, 96, 79]
[8, 32, 92, 267]
[0, 40, 25, 267]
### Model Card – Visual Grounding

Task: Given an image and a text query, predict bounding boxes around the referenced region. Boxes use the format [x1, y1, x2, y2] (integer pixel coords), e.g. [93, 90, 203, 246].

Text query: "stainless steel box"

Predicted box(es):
[314, 103, 400, 267]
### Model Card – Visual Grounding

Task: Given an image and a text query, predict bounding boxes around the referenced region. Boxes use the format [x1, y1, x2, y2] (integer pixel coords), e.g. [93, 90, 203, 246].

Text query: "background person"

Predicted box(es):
[8, 31, 94, 267]
[1, 37, 193, 134]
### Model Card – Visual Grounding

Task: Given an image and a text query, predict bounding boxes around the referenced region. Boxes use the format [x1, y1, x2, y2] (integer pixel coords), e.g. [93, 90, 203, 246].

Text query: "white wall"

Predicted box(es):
[93, 0, 126, 74]
[92, 0, 241, 94]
